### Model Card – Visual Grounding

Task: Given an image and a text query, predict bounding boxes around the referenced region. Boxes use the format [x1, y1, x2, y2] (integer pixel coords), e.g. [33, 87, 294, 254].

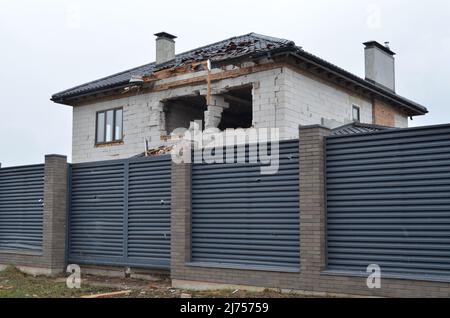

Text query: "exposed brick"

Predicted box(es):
[373, 98, 408, 127]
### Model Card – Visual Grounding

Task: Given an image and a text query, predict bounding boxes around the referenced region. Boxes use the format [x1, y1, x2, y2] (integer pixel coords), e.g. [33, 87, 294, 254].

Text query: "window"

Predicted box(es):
[96, 108, 123, 144]
[352, 105, 361, 122]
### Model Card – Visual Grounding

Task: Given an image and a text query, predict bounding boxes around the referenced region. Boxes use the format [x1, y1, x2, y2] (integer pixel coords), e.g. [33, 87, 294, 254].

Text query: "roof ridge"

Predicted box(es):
[248, 32, 295, 45]
[172, 32, 256, 57]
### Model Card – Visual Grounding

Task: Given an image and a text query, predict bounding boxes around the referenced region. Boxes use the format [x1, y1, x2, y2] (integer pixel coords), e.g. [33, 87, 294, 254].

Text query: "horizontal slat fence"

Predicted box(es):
[326, 124, 450, 278]
[191, 140, 300, 271]
[68, 155, 171, 269]
[0, 164, 44, 252]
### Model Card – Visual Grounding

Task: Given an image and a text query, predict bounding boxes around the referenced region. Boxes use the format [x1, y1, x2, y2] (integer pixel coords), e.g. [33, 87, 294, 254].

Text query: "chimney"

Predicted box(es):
[363, 41, 396, 92]
[154, 32, 177, 64]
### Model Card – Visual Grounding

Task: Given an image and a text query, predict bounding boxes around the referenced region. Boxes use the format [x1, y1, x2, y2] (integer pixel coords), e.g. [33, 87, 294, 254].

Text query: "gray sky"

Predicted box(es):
[1, 0, 449, 167]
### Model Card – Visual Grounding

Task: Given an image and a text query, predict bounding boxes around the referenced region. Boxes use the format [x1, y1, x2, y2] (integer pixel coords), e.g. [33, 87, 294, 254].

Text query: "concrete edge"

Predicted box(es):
[16, 265, 55, 277]
[80, 265, 169, 281]
[299, 124, 331, 130]
[171, 279, 375, 298]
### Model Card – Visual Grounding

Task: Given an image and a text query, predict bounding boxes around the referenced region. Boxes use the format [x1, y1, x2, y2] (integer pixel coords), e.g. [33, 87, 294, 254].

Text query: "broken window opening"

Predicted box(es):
[163, 95, 207, 135]
[218, 86, 253, 131]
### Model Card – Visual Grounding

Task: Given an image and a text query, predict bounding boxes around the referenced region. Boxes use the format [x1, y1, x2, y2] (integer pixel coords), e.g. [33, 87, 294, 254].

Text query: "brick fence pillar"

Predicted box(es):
[298, 125, 331, 285]
[170, 161, 192, 278]
[43, 155, 68, 275]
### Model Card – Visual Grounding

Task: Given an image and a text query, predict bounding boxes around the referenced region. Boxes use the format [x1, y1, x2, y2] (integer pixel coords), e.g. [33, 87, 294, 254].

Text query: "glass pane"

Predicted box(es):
[105, 110, 114, 142]
[96, 112, 105, 143]
[114, 109, 123, 141]
[353, 106, 360, 121]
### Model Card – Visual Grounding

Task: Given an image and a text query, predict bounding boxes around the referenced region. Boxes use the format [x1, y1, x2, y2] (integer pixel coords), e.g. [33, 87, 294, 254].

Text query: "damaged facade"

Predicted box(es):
[51, 32, 427, 163]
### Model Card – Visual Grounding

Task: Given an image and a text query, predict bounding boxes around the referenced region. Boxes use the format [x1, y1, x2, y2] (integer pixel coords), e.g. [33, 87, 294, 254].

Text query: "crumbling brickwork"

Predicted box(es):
[71, 68, 283, 163]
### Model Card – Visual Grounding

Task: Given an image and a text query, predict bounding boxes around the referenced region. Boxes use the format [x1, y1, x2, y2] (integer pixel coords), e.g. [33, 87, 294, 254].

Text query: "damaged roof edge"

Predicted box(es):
[51, 33, 428, 116]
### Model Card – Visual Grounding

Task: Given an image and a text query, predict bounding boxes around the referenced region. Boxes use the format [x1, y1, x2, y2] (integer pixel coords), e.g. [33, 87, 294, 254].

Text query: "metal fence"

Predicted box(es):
[326, 124, 450, 278]
[68, 155, 171, 270]
[0, 164, 44, 252]
[191, 140, 300, 271]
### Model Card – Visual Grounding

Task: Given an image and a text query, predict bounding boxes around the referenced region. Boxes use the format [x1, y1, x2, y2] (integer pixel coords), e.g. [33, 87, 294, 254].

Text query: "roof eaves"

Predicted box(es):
[285, 48, 428, 116]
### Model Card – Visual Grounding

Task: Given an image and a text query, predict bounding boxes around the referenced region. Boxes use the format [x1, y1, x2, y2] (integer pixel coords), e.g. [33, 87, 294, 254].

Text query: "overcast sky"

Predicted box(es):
[0, 0, 449, 166]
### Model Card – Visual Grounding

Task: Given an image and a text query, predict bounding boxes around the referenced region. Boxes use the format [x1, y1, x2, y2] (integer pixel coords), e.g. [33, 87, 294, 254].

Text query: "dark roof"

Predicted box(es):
[51, 32, 428, 116]
[363, 41, 396, 56]
[155, 32, 177, 40]
[331, 122, 392, 136]
[51, 33, 294, 102]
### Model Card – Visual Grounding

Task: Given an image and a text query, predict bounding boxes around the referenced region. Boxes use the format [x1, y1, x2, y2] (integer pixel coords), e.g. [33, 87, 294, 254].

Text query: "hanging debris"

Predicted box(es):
[145, 145, 173, 157]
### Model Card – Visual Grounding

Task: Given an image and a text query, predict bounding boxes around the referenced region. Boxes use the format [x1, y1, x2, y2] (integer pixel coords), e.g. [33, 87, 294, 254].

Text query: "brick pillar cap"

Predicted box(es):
[299, 124, 331, 131]
[45, 154, 67, 159]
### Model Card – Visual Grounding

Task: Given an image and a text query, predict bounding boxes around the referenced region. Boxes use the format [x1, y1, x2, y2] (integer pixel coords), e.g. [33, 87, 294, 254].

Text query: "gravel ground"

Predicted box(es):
[0, 266, 305, 298]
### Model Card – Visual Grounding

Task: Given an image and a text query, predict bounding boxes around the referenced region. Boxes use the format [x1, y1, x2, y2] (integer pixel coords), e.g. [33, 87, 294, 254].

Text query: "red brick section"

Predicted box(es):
[0, 155, 68, 275]
[170, 127, 450, 297]
[372, 99, 397, 127]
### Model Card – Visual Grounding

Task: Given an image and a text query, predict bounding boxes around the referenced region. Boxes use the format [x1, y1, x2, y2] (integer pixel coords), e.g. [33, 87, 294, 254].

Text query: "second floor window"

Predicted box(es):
[352, 105, 361, 122]
[96, 108, 123, 144]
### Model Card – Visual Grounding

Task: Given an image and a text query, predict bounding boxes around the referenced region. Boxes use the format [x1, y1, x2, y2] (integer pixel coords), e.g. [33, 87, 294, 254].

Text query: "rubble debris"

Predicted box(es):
[81, 290, 132, 298]
[144, 145, 173, 157]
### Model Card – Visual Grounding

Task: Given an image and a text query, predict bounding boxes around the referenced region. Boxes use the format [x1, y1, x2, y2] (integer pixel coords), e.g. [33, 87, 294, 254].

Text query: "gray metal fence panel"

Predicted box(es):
[191, 140, 300, 271]
[127, 156, 171, 268]
[0, 164, 44, 252]
[69, 161, 125, 263]
[69, 155, 171, 269]
[326, 124, 450, 278]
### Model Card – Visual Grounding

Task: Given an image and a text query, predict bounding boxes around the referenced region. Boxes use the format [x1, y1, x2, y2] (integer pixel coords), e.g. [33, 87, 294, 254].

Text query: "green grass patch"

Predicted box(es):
[0, 266, 118, 298]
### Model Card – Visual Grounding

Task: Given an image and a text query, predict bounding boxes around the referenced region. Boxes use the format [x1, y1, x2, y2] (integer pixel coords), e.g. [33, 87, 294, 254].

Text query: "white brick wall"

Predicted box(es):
[72, 65, 399, 163]
[278, 67, 373, 139]
[395, 113, 409, 128]
[72, 68, 282, 163]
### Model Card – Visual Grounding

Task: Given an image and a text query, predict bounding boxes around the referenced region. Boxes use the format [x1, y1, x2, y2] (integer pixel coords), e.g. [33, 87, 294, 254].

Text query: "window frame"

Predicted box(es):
[352, 105, 361, 122]
[95, 107, 123, 145]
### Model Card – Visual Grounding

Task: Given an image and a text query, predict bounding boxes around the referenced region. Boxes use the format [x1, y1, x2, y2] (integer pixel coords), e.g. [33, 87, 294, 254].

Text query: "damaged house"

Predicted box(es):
[51, 32, 427, 163]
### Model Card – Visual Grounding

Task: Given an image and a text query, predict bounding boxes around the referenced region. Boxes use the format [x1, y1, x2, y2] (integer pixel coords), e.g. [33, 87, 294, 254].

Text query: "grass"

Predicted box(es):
[0, 267, 117, 298]
[0, 266, 304, 298]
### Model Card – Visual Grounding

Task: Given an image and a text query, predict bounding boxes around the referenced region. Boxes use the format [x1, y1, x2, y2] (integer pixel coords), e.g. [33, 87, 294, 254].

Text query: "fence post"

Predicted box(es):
[43, 154, 68, 275]
[298, 125, 330, 285]
[170, 159, 192, 280]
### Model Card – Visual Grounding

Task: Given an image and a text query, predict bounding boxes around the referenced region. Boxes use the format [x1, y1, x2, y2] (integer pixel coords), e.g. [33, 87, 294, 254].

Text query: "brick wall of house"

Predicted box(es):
[72, 64, 409, 163]
[279, 67, 374, 138]
[373, 98, 408, 128]
[71, 68, 284, 163]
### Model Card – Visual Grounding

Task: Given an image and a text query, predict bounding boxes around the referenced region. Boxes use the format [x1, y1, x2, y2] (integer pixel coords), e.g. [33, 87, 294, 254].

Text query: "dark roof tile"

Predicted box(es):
[51, 32, 428, 116]
[331, 122, 392, 136]
[51, 33, 293, 101]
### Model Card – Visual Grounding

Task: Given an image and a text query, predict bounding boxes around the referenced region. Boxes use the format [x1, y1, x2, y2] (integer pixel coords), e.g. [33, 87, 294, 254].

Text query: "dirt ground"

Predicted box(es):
[0, 266, 305, 298]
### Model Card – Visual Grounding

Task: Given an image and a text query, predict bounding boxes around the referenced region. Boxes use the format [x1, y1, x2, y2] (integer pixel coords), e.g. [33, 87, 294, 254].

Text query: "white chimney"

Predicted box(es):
[363, 41, 396, 92]
[155, 32, 177, 64]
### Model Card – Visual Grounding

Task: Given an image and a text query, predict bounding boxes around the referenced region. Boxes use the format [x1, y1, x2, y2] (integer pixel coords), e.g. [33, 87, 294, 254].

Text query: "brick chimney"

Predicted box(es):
[155, 32, 177, 64]
[364, 41, 396, 92]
